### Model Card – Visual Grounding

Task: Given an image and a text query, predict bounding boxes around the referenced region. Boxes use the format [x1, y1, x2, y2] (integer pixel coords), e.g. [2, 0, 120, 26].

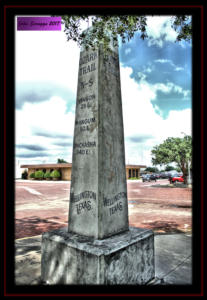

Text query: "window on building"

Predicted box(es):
[129, 169, 131, 178]
[136, 169, 138, 177]
[132, 169, 135, 177]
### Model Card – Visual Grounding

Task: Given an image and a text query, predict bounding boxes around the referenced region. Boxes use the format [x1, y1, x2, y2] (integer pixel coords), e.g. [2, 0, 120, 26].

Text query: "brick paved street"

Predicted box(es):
[15, 179, 192, 239]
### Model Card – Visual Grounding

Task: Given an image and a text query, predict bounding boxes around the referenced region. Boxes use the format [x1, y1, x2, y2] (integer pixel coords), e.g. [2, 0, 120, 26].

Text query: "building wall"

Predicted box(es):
[28, 168, 36, 178]
[27, 167, 141, 180]
[126, 168, 129, 179]
[126, 168, 140, 179]
[61, 168, 72, 180]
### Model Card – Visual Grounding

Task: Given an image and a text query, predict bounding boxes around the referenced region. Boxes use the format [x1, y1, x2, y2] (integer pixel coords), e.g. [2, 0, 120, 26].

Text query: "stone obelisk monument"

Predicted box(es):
[41, 30, 155, 285]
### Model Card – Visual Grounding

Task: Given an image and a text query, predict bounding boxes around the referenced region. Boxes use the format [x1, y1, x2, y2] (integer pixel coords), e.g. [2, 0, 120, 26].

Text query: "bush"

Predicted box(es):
[129, 177, 140, 180]
[50, 170, 60, 178]
[44, 171, 51, 179]
[21, 169, 28, 179]
[29, 172, 35, 179]
[34, 170, 44, 179]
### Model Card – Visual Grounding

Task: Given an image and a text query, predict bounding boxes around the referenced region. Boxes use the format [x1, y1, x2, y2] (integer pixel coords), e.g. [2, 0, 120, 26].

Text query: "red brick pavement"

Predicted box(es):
[15, 179, 192, 239]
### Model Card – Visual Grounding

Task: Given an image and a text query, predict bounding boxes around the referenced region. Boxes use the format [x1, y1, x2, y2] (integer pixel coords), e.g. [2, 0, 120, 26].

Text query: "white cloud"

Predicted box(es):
[154, 58, 185, 73]
[125, 48, 132, 55]
[175, 66, 184, 71]
[15, 29, 80, 94]
[144, 67, 153, 73]
[154, 59, 172, 64]
[120, 65, 192, 165]
[16, 62, 191, 167]
[137, 72, 147, 81]
[152, 82, 191, 101]
[146, 16, 177, 47]
[15, 96, 75, 163]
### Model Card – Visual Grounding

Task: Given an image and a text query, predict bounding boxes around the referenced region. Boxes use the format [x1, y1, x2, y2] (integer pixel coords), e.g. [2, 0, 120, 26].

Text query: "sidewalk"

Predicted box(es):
[15, 232, 192, 285]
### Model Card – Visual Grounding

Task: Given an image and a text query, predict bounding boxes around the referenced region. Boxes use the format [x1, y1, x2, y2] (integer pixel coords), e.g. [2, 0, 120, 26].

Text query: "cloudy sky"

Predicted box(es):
[15, 16, 192, 172]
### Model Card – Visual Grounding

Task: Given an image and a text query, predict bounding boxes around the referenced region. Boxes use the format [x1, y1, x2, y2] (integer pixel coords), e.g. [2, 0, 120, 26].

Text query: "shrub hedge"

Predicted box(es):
[44, 171, 51, 179]
[34, 170, 44, 179]
[29, 172, 35, 179]
[50, 170, 60, 178]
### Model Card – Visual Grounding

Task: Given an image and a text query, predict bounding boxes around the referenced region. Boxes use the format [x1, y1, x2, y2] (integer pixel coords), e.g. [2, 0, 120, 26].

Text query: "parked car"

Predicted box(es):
[169, 175, 184, 183]
[154, 173, 160, 179]
[159, 172, 167, 179]
[149, 174, 157, 181]
[142, 174, 157, 182]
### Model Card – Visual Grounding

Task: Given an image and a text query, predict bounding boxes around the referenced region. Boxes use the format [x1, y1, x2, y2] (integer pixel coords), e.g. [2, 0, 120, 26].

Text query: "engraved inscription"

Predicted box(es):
[75, 117, 96, 132]
[78, 94, 95, 105]
[76, 200, 91, 214]
[74, 141, 96, 155]
[80, 78, 94, 89]
[79, 63, 96, 76]
[75, 117, 95, 126]
[71, 190, 96, 203]
[103, 192, 126, 216]
[109, 201, 123, 216]
[78, 94, 96, 110]
[80, 52, 97, 65]
[70, 190, 96, 215]
[80, 102, 92, 110]
[75, 117, 96, 131]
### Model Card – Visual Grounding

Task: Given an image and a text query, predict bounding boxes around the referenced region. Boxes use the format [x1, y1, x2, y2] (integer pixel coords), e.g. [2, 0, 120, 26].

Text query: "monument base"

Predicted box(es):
[41, 227, 155, 285]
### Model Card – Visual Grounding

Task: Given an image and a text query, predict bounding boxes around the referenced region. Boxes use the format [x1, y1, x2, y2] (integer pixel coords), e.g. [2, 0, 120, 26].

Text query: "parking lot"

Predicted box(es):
[15, 179, 192, 239]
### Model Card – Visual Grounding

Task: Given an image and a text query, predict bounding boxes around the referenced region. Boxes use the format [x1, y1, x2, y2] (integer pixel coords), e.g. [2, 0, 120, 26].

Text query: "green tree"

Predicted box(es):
[151, 136, 192, 184]
[21, 169, 28, 179]
[57, 158, 68, 163]
[61, 15, 192, 51]
[165, 165, 176, 172]
[144, 167, 159, 173]
[176, 167, 181, 172]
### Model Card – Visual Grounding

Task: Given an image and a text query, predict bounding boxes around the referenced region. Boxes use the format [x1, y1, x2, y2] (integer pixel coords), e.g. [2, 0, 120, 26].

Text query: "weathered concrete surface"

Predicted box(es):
[15, 233, 192, 286]
[69, 44, 128, 239]
[152, 233, 192, 285]
[15, 236, 42, 285]
[41, 227, 154, 285]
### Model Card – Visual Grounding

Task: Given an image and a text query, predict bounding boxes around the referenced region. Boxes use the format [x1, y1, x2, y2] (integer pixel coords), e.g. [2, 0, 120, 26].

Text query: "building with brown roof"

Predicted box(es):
[20, 163, 146, 180]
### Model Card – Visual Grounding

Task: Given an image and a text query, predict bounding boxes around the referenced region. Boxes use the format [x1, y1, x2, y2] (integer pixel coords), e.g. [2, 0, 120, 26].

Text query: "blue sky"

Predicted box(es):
[15, 16, 192, 174]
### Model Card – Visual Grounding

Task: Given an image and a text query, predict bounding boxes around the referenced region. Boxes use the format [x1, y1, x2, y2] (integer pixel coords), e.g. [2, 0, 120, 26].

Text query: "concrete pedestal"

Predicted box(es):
[41, 227, 155, 285]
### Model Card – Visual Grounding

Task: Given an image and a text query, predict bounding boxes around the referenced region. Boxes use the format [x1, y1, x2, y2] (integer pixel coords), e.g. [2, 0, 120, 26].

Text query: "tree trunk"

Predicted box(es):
[181, 162, 188, 184]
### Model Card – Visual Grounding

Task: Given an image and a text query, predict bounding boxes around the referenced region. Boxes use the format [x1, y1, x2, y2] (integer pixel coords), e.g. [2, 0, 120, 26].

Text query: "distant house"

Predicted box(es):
[20, 163, 146, 180]
[125, 165, 146, 179]
[20, 163, 72, 180]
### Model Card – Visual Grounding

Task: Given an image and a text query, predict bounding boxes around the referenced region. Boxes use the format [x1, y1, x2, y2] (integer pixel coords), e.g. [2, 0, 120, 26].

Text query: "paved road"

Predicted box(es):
[15, 179, 192, 239]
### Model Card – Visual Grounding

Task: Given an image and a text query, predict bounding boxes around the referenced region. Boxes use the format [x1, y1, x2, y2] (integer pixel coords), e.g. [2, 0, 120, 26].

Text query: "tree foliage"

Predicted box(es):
[165, 165, 176, 171]
[144, 167, 159, 173]
[61, 15, 192, 51]
[151, 136, 192, 184]
[57, 158, 68, 163]
[21, 169, 28, 179]
[171, 15, 192, 42]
